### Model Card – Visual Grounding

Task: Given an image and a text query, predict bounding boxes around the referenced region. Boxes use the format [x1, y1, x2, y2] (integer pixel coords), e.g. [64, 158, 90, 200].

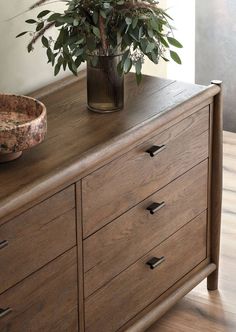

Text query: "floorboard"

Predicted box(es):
[147, 131, 236, 332]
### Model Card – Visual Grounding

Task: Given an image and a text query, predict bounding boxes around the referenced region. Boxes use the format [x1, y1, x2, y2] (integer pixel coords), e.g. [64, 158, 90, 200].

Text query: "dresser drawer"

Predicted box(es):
[82, 107, 209, 237]
[84, 160, 208, 297]
[0, 248, 78, 332]
[0, 185, 76, 294]
[85, 212, 207, 332]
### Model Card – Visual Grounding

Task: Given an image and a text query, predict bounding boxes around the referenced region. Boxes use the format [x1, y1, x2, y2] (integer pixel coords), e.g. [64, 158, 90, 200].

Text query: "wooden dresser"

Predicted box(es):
[0, 73, 223, 332]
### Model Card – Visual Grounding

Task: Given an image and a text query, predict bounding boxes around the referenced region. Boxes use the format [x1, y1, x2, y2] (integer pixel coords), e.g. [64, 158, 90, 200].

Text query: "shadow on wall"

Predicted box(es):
[195, 0, 236, 132]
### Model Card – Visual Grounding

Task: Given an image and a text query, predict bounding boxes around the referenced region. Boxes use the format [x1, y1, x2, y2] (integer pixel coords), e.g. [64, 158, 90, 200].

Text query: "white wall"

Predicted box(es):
[166, 0, 195, 83]
[142, 0, 167, 78]
[0, 1, 72, 94]
[142, 0, 196, 82]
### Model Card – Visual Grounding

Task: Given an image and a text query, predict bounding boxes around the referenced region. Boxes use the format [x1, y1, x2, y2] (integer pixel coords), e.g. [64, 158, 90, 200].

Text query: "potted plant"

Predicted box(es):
[17, 0, 182, 113]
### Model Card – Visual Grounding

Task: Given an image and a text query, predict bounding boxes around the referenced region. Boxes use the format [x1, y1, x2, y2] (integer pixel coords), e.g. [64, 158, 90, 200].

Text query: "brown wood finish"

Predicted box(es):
[0, 248, 78, 332]
[85, 212, 207, 332]
[124, 264, 216, 332]
[84, 160, 208, 297]
[0, 208, 76, 294]
[0, 185, 75, 292]
[0, 184, 75, 228]
[146, 132, 235, 332]
[75, 181, 85, 332]
[207, 81, 223, 291]
[0, 74, 223, 332]
[82, 107, 209, 237]
[0, 74, 219, 222]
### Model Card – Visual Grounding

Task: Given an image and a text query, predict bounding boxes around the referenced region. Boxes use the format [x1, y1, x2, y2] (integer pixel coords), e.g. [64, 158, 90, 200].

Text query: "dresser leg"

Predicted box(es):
[207, 80, 223, 292]
[207, 270, 219, 291]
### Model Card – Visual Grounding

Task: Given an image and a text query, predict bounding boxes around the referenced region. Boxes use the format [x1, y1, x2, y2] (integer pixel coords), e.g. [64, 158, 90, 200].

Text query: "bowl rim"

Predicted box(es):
[0, 93, 47, 131]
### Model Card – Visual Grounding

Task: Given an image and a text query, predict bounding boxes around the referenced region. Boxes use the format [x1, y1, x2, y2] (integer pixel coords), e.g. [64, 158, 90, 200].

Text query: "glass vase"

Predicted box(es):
[87, 55, 124, 113]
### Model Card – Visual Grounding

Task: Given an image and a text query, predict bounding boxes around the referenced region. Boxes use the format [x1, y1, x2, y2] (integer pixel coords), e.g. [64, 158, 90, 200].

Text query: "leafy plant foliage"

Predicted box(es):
[17, 0, 183, 83]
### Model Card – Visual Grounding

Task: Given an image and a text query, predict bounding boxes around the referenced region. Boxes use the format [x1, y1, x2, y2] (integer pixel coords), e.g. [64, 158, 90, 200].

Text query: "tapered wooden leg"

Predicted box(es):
[207, 80, 223, 291]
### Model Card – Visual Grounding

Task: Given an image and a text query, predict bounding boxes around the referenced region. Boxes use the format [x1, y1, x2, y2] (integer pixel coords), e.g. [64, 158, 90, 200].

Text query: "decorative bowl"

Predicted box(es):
[0, 94, 47, 163]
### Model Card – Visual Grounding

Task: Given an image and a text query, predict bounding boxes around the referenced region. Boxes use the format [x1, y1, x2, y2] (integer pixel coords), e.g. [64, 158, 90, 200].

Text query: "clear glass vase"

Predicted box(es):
[87, 55, 124, 113]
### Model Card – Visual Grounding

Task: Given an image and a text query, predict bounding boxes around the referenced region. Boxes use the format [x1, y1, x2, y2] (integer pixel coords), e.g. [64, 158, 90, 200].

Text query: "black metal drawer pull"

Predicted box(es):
[146, 256, 165, 270]
[146, 145, 166, 157]
[0, 307, 12, 319]
[0, 240, 8, 250]
[147, 202, 165, 215]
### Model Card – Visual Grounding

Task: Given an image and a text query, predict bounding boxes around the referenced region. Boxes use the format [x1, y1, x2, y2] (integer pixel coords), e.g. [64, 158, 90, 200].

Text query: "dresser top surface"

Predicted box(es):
[0, 72, 211, 219]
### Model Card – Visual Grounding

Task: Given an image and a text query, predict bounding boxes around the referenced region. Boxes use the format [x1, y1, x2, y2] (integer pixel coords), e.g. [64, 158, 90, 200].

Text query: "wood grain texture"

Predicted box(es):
[0, 185, 75, 294]
[146, 130, 236, 332]
[84, 160, 208, 297]
[85, 212, 207, 332]
[75, 182, 85, 332]
[0, 184, 75, 228]
[0, 74, 219, 221]
[82, 107, 209, 237]
[0, 208, 76, 294]
[124, 264, 216, 332]
[0, 248, 78, 332]
[207, 82, 223, 290]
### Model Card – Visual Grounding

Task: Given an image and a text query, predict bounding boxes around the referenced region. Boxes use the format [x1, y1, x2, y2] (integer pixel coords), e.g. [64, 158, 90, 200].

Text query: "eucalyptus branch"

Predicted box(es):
[16, 0, 182, 81]
[28, 21, 55, 52]
[98, 15, 108, 55]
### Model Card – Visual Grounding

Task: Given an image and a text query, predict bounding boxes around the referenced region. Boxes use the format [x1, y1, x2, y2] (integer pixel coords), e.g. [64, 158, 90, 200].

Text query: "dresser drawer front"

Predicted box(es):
[0, 186, 76, 294]
[0, 248, 78, 332]
[82, 107, 209, 237]
[85, 212, 207, 332]
[84, 160, 208, 297]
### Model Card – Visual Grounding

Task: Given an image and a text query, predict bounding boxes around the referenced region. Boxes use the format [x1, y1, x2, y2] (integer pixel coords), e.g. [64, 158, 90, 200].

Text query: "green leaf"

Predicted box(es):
[75, 57, 82, 68]
[27, 43, 33, 53]
[25, 19, 37, 24]
[37, 10, 50, 18]
[138, 26, 143, 40]
[159, 36, 169, 48]
[167, 37, 183, 48]
[146, 42, 155, 53]
[42, 35, 49, 48]
[73, 19, 79, 26]
[36, 21, 44, 31]
[93, 11, 98, 24]
[170, 50, 182, 64]
[74, 48, 84, 57]
[125, 17, 132, 25]
[91, 55, 99, 67]
[16, 31, 28, 38]
[147, 29, 154, 38]
[135, 60, 142, 75]
[103, 2, 110, 9]
[92, 26, 100, 38]
[68, 60, 77, 76]
[87, 36, 96, 51]
[100, 10, 106, 19]
[117, 61, 124, 76]
[132, 17, 138, 29]
[123, 57, 132, 73]
[48, 13, 61, 22]
[47, 47, 52, 62]
[57, 16, 74, 24]
[161, 56, 170, 62]
[54, 62, 61, 76]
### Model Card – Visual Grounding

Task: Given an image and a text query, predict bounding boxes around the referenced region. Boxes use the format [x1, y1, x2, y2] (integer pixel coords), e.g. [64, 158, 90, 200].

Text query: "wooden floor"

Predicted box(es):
[148, 131, 236, 332]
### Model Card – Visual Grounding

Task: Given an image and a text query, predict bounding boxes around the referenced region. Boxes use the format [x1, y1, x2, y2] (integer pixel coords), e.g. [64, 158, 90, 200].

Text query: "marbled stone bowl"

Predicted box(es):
[0, 94, 47, 163]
